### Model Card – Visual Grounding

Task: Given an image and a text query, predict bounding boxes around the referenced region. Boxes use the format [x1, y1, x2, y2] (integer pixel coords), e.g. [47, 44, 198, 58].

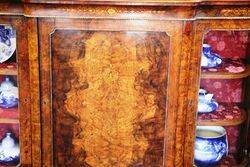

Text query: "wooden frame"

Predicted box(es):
[184, 19, 250, 166]
[0, 16, 32, 166]
[23, 0, 250, 6]
[36, 17, 194, 166]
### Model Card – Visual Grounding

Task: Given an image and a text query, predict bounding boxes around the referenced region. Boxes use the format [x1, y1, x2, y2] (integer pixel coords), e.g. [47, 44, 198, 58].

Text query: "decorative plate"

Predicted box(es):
[0, 25, 16, 63]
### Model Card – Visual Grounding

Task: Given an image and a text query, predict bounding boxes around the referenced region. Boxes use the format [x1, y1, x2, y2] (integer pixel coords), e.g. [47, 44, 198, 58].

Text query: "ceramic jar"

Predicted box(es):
[0, 77, 18, 108]
[0, 133, 19, 164]
[201, 44, 222, 68]
[198, 89, 218, 113]
[195, 126, 228, 167]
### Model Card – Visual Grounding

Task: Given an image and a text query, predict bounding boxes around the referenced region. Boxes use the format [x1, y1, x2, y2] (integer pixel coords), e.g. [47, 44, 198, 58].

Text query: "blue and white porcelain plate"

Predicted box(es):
[0, 25, 16, 63]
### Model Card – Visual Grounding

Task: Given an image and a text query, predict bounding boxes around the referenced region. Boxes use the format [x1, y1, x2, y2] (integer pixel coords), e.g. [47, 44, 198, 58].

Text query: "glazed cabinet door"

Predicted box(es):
[38, 18, 188, 167]
[0, 16, 31, 166]
[185, 19, 250, 167]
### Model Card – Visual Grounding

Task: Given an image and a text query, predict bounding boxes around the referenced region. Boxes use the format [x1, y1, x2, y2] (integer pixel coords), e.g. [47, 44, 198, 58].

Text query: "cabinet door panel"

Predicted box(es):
[52, 30, 168, 166]
[39, 18, 184, 167]
[185, 19, 250, 167]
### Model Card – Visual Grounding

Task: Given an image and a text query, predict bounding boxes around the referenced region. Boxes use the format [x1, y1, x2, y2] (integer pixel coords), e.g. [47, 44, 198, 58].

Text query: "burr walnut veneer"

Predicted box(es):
[0, 0, 249, 166]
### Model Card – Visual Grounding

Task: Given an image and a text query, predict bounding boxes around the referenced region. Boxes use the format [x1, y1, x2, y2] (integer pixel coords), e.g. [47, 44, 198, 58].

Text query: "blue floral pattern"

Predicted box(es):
[0, 25, 16, 63]
[195, 127, 228, 167]
[201, 44, 222, 68]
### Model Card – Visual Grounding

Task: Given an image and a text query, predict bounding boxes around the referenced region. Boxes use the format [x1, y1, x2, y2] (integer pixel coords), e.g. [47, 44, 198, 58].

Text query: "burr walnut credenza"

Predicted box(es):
[0, 0, 249, 166]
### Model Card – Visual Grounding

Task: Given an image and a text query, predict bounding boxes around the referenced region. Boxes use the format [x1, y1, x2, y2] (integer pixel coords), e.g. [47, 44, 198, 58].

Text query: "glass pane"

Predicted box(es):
[194, 30, 250, 166]
[0, 25, 20, 166]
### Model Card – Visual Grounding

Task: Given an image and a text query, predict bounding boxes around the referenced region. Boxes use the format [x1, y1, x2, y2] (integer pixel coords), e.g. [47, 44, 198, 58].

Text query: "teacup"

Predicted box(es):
[194, 126, 228, 167]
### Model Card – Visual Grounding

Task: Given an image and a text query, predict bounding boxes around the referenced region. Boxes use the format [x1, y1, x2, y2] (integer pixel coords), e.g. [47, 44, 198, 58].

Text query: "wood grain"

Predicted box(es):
[14, 16, 32, 167]
[22, 0, 250, 6]
[38, 18, 184, 167]
[51, 30, 169, 167]
[39, 18, 55, 167]
[28, 17, 42, 167]
[0, 2, 245, 167]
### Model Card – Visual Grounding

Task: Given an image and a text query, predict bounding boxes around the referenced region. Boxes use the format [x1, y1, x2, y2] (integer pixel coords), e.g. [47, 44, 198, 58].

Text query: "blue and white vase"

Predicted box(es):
[198, 89, 218, 113]
[195, 126, 228, 167]
[0, 133, 19, 164]
[0, 77, 18, 108]
[0, 25, 16, 63]
[201, 44, 222, 68]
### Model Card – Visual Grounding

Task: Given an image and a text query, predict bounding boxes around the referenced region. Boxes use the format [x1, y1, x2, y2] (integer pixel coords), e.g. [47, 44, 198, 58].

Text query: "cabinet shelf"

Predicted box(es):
[0, 107, 18, 120]
[193, 155, 248, 167]
[197, 104, 246, 126]
[0, 63, 17, 76]
[0, 118, 19, 124]
[201, 64, 250, 79]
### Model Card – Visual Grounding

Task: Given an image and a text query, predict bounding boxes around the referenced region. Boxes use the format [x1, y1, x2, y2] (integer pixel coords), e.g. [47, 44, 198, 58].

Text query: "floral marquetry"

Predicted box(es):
[51, 30, 170, 167]
[0, 1, 248, 167]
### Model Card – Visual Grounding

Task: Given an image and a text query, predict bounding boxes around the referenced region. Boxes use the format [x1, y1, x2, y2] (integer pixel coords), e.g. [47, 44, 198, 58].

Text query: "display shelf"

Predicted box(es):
[0, 63, 17, 76]
[0, 107, 18, 119]
[217, 155, 248, 167]
[0, 118, 19, 124]
[201, 60, 250, 79]
[193, 155, 248, 167]
[0, 160, 20, 167]
[197, 104, 246, 126]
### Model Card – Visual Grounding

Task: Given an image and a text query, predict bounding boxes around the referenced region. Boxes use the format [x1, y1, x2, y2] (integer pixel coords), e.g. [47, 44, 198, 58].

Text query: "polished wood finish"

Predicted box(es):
[28, 17, 42, 167]
[0, 1, 248, 167]
[52, 30, 169, 166]
[39, 19, 184, 166]
[23, 0, 250, 6]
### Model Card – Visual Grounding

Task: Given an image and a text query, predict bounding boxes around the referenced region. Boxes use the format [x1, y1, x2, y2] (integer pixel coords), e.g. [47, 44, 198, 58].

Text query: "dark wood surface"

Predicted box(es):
[27, 17, 42, 167]
[22, 0, 250, 6]
[38, 18, 187, 166]
[52, 30, 169, 167]
[0, 1, 248, 167]
[0, 3, 249, 20]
